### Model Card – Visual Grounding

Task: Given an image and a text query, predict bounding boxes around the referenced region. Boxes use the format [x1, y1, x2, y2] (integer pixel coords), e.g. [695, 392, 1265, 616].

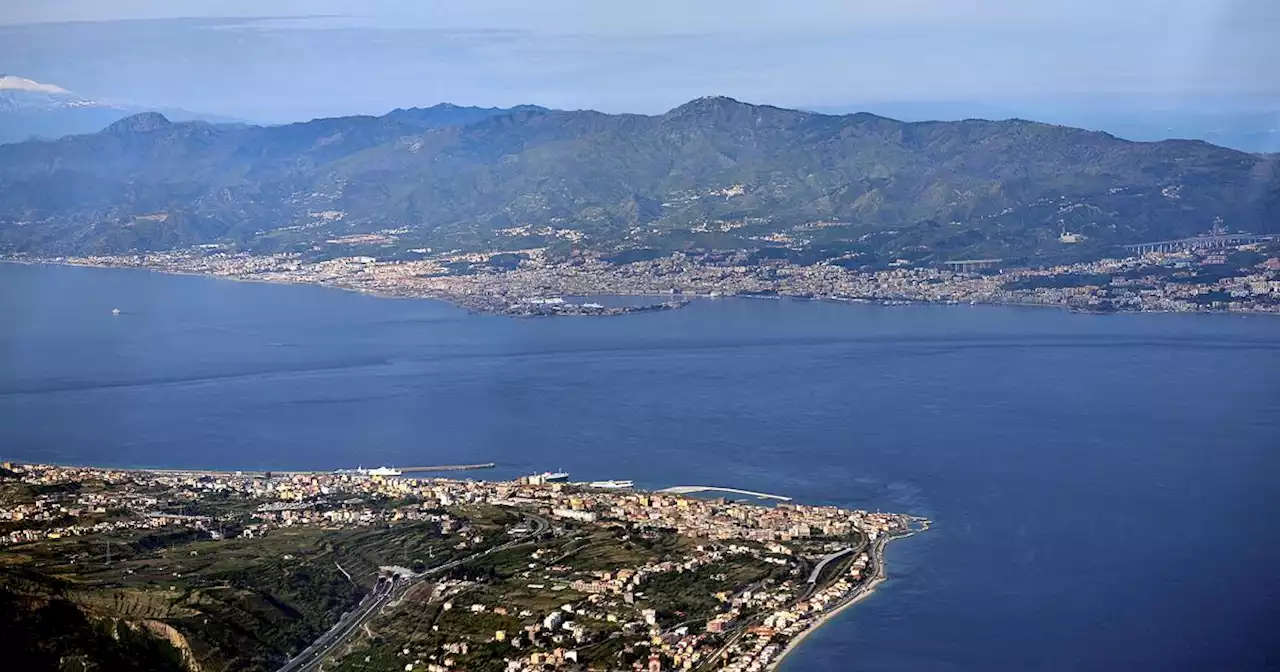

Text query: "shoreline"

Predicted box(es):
[0, 258, 686, 318]
[9, 460, 499, 478]
[8, 461, 926, 671]
[4, 257, 1276, 318]
[0, 257, 494, 313]
[768, 518, 931, 671]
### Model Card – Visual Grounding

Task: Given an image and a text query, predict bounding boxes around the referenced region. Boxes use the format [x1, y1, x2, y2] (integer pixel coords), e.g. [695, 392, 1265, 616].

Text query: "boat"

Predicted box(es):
[111, 308, 121, 315]
[587, 480, 634, 489]
[362, 466, 402, 477]
[523, 470, 570, 485]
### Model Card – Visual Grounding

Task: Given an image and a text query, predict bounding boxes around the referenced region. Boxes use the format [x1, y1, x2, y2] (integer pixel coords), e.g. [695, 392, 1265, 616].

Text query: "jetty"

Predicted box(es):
[399, 463, 496, 473]
[658, 485, 792, 502]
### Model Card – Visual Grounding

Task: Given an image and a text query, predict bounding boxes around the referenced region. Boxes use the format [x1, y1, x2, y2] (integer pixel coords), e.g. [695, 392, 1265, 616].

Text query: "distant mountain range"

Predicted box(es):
[0, 75, 239, 145]
[812, 101, 1280, 154]
[0, 95, 1276, 266]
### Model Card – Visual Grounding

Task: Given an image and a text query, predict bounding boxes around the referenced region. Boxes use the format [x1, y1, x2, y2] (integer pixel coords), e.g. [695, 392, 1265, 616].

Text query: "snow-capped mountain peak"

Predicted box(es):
[0, 74, 238, 144]
[0, 75, 71, 94]
[0, 74, 117, 114]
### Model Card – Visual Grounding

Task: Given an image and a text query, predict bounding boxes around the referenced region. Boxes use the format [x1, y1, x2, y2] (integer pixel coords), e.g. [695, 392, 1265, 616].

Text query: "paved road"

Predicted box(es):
[279, 578, 395, 672]
[798, 539, 868, 599]
[806, 547, 854, 584]
[277, 513, 549, 672]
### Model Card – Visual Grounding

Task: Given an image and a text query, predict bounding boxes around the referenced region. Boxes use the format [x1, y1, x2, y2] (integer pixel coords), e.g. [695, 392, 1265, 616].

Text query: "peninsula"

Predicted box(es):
[0, 461, 925, 672]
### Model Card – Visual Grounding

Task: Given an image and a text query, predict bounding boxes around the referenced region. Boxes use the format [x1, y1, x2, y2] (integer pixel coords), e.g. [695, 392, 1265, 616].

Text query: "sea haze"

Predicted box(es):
[1, 261, 1277, 671]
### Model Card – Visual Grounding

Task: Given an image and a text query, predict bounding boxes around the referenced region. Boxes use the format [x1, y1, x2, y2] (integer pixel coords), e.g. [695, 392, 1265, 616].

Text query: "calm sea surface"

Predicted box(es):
[2, 262, 1278, 671]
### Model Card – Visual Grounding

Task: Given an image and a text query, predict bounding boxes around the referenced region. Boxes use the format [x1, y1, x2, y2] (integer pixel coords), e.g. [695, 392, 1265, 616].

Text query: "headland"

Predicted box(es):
[0, 460, 925, 672]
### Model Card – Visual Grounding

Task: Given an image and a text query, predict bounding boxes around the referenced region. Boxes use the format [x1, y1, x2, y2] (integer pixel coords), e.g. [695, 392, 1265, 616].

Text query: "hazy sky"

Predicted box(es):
[2, 0, 1276, 121]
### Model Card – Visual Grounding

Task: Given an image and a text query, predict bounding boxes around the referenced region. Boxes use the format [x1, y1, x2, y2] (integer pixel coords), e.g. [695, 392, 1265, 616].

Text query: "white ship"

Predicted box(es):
[587, 480, 634, 489]
[524, 470, 570, 485]
[360, 466, 402, 477]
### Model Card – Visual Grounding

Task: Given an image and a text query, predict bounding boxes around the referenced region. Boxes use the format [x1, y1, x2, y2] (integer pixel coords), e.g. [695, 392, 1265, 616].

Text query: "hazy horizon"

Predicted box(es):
[2, 1, 1277, 123]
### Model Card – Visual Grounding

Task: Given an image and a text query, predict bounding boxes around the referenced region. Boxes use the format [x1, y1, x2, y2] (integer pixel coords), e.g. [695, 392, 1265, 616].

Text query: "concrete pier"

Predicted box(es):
[659, 485, 792, 501]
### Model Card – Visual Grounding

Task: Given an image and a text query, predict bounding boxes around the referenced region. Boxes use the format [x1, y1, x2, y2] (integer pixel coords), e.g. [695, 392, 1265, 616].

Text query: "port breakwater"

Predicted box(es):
[658, 485, 792, 501]
[398, 463, 496, 473]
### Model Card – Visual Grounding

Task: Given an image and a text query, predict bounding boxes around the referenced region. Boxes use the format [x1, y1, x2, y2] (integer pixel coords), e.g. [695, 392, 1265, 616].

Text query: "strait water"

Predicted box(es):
[2, 262, 1278, 671]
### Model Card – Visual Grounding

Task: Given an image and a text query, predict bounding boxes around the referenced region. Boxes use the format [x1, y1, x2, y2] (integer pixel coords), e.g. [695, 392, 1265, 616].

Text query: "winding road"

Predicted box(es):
[277, 513, 549, 672]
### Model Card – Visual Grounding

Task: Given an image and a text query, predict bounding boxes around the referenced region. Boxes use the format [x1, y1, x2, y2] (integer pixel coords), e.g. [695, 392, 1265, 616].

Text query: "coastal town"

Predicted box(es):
[0, 462, 925, 672]
[12, 232, 1279, 316]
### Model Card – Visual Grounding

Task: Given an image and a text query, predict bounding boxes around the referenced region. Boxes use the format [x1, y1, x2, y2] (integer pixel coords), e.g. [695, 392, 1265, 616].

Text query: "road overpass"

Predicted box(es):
[943, 258, 1003, 271]
[807, 547, 855, 584]
[1123, 233, 1274, 254]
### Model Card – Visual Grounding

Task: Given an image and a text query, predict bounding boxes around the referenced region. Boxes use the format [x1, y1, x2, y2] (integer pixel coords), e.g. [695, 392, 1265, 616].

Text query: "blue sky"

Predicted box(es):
[2, 0, 1276, 122]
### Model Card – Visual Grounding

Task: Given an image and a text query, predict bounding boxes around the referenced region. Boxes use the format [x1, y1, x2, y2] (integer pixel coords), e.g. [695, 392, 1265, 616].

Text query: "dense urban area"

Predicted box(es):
[13, 230, 1280, 316]
[1, 462, 924, 672]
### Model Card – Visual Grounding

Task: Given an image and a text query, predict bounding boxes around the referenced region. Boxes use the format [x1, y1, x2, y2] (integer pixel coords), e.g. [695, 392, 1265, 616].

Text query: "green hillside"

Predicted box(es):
[1, 96, 1275, 265]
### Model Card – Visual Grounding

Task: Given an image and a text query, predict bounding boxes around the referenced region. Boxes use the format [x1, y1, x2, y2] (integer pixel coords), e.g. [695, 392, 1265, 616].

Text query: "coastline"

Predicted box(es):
[0, 256, 478, 309]
[0, 258, 686, 318]
[768, 519, 931, 671]
[17, 460, 498, 478]
[5, 256, 1275, 318]
[6, 460, 926, 672]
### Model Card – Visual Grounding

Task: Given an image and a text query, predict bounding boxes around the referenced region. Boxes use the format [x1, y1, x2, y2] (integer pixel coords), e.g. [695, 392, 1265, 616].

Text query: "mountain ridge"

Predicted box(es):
[0, 74, 238, 144]
[1, 96, 1276, 265]
[809, 101, 1280, 153]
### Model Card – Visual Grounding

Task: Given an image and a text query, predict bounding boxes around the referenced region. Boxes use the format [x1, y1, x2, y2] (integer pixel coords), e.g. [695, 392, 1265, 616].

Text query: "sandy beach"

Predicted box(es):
[768, 519, 931, 670]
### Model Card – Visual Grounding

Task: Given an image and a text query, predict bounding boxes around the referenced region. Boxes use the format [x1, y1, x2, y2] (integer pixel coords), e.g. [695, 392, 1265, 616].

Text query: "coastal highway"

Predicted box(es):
[277, 513, 549, 672]
[279, 577, 396, 672]
[806, 546, 857, 584]
[699, 535, 877, 672]
[800, 540, 867, 600]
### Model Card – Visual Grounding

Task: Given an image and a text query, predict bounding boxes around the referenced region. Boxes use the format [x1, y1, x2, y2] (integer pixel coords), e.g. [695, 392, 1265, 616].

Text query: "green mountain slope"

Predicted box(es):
[1, 96, 1275, 264]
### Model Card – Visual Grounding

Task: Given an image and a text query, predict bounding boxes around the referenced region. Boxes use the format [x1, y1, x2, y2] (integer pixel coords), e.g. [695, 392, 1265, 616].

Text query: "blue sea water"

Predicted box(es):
[1, 261, 1278, 671]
